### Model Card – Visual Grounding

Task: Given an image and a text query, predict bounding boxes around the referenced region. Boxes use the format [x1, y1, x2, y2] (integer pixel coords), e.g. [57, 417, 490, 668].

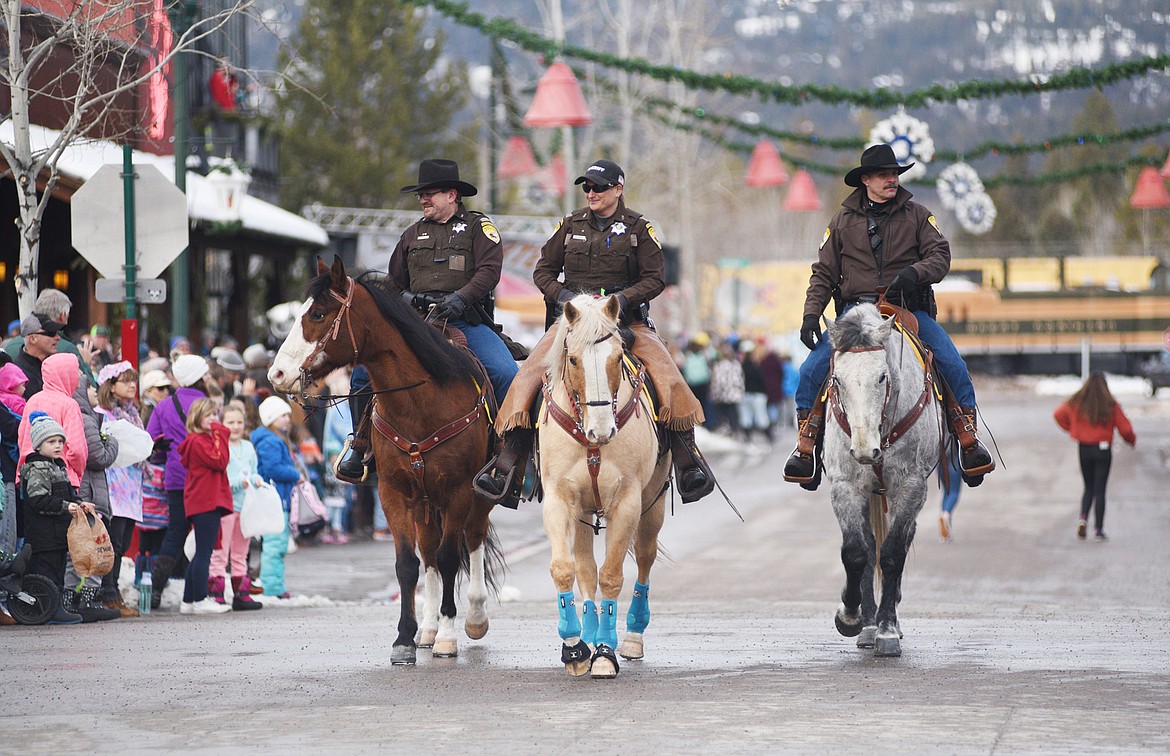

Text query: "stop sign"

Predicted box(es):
[70, 163, 189, 280]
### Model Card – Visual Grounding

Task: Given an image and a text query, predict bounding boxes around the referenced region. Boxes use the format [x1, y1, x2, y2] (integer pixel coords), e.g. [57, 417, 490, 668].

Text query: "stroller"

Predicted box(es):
[0, 544, 60, 625]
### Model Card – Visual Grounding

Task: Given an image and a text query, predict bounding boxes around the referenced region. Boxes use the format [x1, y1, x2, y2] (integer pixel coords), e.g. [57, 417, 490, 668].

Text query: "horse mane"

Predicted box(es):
[832, 304, 886, 351]
[306, 269, 477, 385]
[544, 295, 618, 379]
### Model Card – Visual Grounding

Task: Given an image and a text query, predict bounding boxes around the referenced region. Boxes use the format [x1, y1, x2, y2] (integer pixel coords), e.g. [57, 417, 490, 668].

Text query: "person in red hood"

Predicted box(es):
[177, 398, 233, 615]
[17, 353, 87, 487]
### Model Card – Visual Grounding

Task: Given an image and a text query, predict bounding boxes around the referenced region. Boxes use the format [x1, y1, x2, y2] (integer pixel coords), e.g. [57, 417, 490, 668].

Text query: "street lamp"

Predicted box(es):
[205, 160, 251, 223]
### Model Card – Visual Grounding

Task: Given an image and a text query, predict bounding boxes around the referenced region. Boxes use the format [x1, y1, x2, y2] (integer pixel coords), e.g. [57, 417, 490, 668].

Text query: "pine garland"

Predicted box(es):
[412, 0, 1170, 107]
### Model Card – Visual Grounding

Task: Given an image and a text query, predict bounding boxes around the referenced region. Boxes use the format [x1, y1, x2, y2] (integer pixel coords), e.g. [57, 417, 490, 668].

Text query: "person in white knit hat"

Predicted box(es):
[143, 353, 221, 609]
[251, 395, 300, 598]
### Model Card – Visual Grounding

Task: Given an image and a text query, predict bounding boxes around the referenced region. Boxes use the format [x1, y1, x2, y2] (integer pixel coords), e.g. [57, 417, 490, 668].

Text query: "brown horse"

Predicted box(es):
[268, 256, 501, 665]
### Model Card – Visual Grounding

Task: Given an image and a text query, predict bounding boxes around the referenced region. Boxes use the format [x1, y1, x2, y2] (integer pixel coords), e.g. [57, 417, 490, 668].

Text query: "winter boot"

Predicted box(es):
[242, 575, 264, 595]
[103, 594, 140, 619]
[473, 427, 534, 509]
[669, 427, 716, 503]
[784, 389, 828, 490]
[208, 575, 226, 605]
[151, 554, 177, 610]
[48, 590, 83, 625]
[231, 576, 263, 611]
[74, 586, 120, 623]
[335, 390, 373, 484]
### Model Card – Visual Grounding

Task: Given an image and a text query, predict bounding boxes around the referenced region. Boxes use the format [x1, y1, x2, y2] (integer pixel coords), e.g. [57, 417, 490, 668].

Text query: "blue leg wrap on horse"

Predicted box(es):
[557, 591, 582, 641]
[626, 581, 650, 633]
[598, 598, 619, 648]
[581, 600, 599, 646]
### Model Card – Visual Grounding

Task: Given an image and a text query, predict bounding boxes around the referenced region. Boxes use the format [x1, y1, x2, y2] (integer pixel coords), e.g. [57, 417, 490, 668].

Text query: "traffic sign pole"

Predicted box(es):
[122, 145, 139, 373]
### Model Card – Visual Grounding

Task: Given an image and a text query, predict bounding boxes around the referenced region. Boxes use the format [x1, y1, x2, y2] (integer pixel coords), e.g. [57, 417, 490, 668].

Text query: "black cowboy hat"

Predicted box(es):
[399, 158, 478, 197]
[844, 143, 913, 187]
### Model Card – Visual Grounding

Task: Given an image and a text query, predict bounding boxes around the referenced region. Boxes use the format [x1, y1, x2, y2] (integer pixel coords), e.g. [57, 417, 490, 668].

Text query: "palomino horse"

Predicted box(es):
[539, 295, 671, 679]
[268, 257, 501, 665]
[824, 303, 942, 657]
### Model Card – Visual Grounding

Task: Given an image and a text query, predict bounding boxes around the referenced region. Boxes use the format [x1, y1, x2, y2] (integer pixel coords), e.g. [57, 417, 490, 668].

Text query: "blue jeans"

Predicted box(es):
[182, 510, 223, 603]
[350, 320, 518, 405]
[795, 306, 977, 411]
[452, 321, 517, 403]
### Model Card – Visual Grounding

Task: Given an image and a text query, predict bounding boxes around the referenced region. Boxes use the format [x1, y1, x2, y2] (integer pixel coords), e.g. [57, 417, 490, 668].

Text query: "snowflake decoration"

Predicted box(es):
[936, 162, 984, 210]
[869, 108, 934, 183]
[955, 191, 997, 235]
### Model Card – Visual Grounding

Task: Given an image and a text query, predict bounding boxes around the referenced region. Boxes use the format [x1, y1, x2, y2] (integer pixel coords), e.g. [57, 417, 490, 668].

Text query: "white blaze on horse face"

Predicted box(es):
[838, 350, 888, 465]
[581, 336, 619, 444]
[268, 299, 316, 392]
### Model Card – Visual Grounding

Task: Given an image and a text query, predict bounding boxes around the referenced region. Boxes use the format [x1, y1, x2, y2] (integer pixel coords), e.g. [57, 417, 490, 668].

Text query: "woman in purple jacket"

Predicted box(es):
[144, 354, 220, 609]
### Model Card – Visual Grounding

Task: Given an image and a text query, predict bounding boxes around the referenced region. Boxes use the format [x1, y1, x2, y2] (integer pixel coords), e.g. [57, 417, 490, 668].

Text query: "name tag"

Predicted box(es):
[417, 234, 430, 240]
[571, 234, 588, 241]
[449, 255, 466, 272]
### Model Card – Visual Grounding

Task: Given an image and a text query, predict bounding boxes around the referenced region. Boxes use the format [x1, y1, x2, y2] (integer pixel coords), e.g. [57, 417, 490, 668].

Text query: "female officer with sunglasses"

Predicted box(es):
[782, 144, 995, 490]
[475, 159, 716, 509]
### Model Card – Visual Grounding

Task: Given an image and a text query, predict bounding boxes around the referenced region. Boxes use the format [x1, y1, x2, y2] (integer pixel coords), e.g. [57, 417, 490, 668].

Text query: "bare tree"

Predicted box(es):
[0, 0, 252, 316]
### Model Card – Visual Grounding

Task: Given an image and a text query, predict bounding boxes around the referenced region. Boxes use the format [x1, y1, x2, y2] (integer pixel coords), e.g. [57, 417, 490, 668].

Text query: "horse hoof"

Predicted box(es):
[835, 608, 863, 638]
[618, 632, 644, 661]
[565, 660, 591, 677]
[465, 619, 489, 640]
[874, 634, 902, 657]
[856, 625, 877, 649]
[417, 628, 437, 648]
[432, 638, 458, 658]
[390, 645, 417, 665]
[590, 644, 620, 679]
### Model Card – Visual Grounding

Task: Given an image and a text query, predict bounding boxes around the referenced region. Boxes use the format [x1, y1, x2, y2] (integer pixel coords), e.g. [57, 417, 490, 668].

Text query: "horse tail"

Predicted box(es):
[869, 492, 888, 590]
[481, 524, 506, 596]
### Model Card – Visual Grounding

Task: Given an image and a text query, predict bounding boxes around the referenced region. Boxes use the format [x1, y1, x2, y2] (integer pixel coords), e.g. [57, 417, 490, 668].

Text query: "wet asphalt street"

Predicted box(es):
[1, 376, 1168, 754]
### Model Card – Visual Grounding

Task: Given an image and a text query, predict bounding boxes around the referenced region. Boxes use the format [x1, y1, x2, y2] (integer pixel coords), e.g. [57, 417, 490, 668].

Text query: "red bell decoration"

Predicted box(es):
[783, 169, 821, 212]
[1160, 149, 1170, 180]
[1129, 166, 1170, 210]
[498, 136, 538, 179]
[745, 140, 789, 187]
[523, 62, 593, 128]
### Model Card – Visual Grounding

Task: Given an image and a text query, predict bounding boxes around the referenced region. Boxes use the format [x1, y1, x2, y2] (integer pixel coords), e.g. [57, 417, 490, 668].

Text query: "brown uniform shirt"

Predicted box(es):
[804, 186, 950, 319]
[388, 203, 503, 304]
[533, 198, 664, 310]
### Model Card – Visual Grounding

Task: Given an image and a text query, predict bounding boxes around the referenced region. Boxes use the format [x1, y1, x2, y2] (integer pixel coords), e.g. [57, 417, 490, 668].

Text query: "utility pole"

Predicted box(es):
[168, 0, 199, 339]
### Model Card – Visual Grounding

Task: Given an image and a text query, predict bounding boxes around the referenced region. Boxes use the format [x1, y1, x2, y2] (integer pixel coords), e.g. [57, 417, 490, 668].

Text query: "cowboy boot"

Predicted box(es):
[946, 403, 995, 484]
[335, 391, 373, 484]
[473, 428, 534, 509]
[669, 427, 716, 503]
[231, 576, 263, 611]
[784, 390, 828, 487]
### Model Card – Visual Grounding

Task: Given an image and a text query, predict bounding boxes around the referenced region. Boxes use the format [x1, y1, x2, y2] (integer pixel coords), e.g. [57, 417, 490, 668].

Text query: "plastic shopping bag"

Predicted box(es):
[67, 510, 115, 577]
[239, 482, 285, 538]
[104, 418, 154, 468]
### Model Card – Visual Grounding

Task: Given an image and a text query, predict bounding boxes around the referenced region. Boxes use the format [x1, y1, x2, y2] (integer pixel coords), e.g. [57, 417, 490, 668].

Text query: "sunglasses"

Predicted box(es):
[582, 183, 613, 194]
[867, 218, 883, 253]
[415, 189, 447, 200]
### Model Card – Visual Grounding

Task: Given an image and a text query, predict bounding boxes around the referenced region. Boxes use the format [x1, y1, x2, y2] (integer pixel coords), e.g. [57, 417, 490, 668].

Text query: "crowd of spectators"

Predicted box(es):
[1, 288, 374, 625]
[676, 332, 796, 446]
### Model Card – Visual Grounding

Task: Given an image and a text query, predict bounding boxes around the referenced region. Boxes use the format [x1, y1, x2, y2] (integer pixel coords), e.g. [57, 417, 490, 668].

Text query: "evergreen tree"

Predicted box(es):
[275, 0, 474, 211]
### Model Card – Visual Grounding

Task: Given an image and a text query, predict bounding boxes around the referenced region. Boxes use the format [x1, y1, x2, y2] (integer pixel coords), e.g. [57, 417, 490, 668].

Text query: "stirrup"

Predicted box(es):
[333, 437, 370, 484]
[473, 458, 516, 502]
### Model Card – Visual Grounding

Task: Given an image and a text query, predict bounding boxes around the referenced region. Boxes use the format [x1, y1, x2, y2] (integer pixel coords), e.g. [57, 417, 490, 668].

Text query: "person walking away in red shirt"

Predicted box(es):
[1053, 372, 1136, 541]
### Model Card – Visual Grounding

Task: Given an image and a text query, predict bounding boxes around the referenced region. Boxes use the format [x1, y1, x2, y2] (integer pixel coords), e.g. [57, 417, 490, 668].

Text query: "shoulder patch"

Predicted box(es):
[554, 218, 563, 233]
[481, 219, 501, 244]
[927, 215, 941, 234]
[644, 222, 662, 248]
[819, 227, 831, 250]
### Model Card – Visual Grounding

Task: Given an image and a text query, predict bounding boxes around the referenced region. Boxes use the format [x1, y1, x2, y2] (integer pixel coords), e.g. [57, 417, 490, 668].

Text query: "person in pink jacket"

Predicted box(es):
[1053, 372, 1136, 541]
[17, 353, 88, 487]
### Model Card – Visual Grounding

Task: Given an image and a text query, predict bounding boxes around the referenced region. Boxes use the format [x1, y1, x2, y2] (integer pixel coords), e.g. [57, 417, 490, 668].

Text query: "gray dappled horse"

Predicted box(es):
[824, 303, 942, 657]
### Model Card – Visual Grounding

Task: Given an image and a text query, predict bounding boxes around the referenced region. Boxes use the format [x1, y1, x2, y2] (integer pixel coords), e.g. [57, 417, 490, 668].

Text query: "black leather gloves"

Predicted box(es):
[887, 266, 920, 293]
[800, 315, 821, 351]
[432, 292, 468, 321]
